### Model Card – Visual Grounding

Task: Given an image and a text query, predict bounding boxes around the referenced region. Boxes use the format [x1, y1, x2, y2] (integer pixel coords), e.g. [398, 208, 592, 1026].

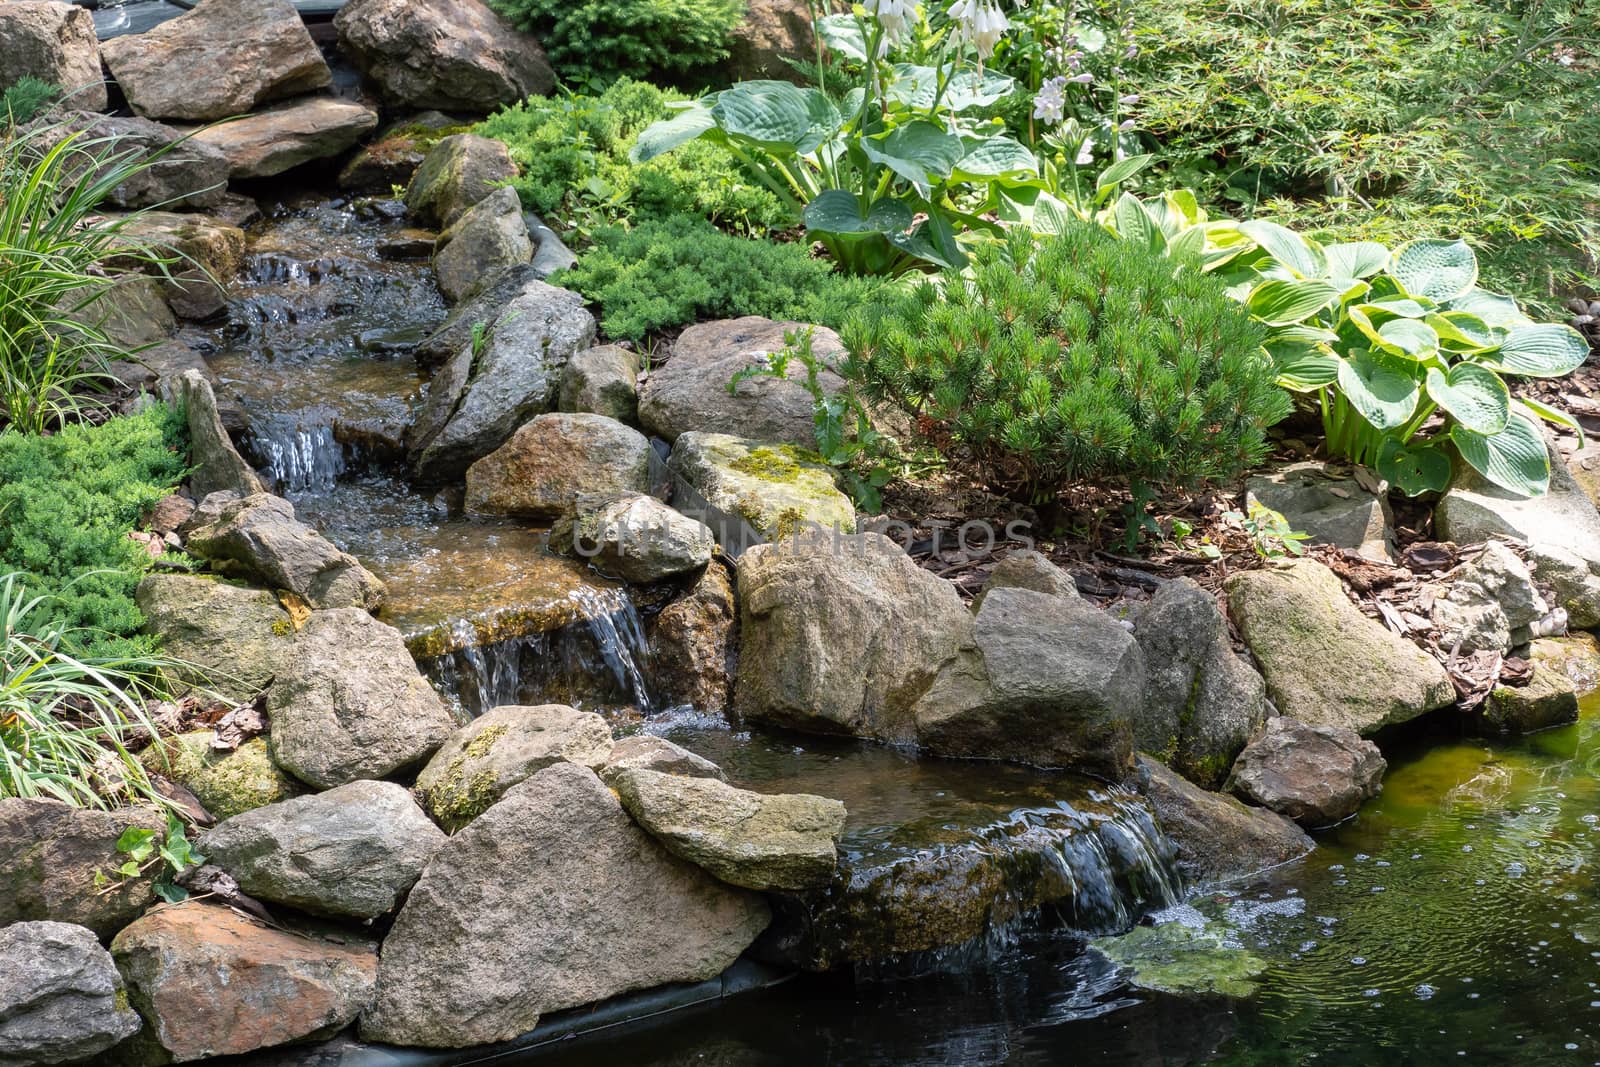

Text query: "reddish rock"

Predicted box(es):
[648, 561, 737, 714]
[1230, 717, 1386, 827]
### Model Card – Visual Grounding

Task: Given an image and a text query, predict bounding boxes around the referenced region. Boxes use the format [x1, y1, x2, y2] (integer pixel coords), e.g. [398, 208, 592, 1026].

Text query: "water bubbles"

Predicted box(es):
[1508, 862, 1527, 878]
[1415, 984, 1437, 999]
[1363, 988, 1381, 997]
[1352, 957, 1368, 966]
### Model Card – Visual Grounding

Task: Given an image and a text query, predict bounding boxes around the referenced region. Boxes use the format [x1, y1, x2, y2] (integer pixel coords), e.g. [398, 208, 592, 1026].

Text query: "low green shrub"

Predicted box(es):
[0, 406, 189, 660]
[556, 216, 888, 341]
[1, 77, 58, 125]
[475, 79, 787, 238]
[842, 223, 1289, 508]
[487, 0, 743, 87]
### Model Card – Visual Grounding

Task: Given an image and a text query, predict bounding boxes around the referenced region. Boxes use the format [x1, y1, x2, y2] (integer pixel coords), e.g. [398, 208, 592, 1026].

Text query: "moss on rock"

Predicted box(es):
[141, 731, 302, 821]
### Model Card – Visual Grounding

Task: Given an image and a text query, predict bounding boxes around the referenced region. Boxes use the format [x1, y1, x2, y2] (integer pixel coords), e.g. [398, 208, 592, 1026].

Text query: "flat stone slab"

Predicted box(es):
[1246, 461, 1395, 562]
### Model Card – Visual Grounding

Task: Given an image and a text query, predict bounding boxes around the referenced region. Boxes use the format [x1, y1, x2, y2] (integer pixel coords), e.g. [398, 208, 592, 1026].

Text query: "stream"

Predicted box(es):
[201, 193, 1600, 1065]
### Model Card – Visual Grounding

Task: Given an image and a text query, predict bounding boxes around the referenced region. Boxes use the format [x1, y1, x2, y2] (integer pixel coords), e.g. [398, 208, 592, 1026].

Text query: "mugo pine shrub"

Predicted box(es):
[488, 0, 743, 86]
[843, 224, 1290, 509]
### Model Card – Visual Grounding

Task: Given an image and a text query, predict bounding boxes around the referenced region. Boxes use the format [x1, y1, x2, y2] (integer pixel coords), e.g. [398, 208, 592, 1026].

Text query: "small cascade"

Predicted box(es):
[246, 411, 346, 493]
[426, 588, 654, 716]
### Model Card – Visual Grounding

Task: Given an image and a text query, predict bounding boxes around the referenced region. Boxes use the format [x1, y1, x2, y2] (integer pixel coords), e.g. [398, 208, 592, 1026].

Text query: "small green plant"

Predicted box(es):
[487, 0, 744, 86]
[108, 813, 203, 903]
[1, 77, 58, 126]
[843, 223, 1289, 530]
[555, 216, 889, 342]
[1193, 502, 1311, 560]
[729, 326, 893, 512]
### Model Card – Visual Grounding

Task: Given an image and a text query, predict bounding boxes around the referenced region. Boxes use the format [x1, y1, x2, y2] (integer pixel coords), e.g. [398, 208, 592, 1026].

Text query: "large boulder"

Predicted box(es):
[360, 764, 770, 1048]
[415, 704, 615, 831]
[140, 733, 303, 822]
[170, 371, 264, 500]
[612, 769, 845, 891]
[463, 414, 652, 520]
[0, 799, 163, 938]
[267, 609, 457, 790]
[0, 2, 106, 111]
[101, 0, 331, 122]
[135, 574, 294, 702]
[0, 922, 141, 1066]
[334, 0, 554, 113]
[640, 317, 849, 446]
[647, 560, 738, 714]
[1245, 461, 1396, 563]
[556, 492, 716, 583]
[913, 587, 1143, 780]
[404, 132, 517, 229]
[736, 532, 970, 742]
[68, 275, 175, 350]
[112, 903, 377, 1063]
[120, 211, 247, 322]
[186, 98, 380, 179]
[724, 0, 814, 81]
[181, 491, 384, 611]
[407, 279, 596, 484]
[1134, 756, 1313, 885]
[30, 111, 226, 209]
[1225, 558, 1456, 734]
[431, 186, 533, 305]
[1430, 540, 1547, 654]
[667, 432, 855, 542]
[1229, 717, 1386, 827]
[560, 344, 640, 424]
[1131, 578, 1267, 788]
[201, 781, 446, 920]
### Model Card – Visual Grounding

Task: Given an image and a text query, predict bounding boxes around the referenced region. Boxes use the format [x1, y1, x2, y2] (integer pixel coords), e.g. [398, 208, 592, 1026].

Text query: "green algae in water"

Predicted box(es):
[1092, 921, 1267, 999]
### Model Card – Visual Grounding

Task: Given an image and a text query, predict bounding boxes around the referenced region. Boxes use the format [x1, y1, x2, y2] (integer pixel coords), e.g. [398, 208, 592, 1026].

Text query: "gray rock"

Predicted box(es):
[463, 413, 652, 521]
[1530, 632, 1600, 697]
[1245, 461, 1396, 562]
[913, 587, 1143, 780]
[736, 532, 970, 742]
[1528, 542, 1600, 630]
[181, 491, 384, 611]
[973, 550, 1078, 609]
[408, 279, 595, 484]
[639, 317, 849, 446]
[0, 2, 105, 111]
[415, 704, 614, 831]
[598, 735, 726, 785]
[268, 609, 457, 790]
[559, 344, 639, 424]
[1436, 441, 1600, 570]
[139, 733, 303, 823]
[201, 781, 446, 920]
[668, 432, 855, 541]
[172, 371, 264, 500]
[1481, 654, 1579, 735]
[405, 133, 517, 229]
[1132, 578, 1267, 789]
[0, 799, 163, 938]
[412, 263, 539, 370]
[527, 212, 576, 277]
[1226, 558, 1456, 734]
[185, 98, 380, 180]
[612, 769, 845, 891]
[559, 492, 715, 583]
[334, 0, 554, 113]
[647, 560, 738, 714]
[1229, 717, 1386, 827]
[1134, 756, 1313, 885]
[136, 574, 294, 702]
[101, 0, 331, 122]
[1430, 540, 1548, 654]
[360, 764, 770, 1048]
[30, 110, 226, 209]
[66, 275, 176, 350]
[112, 903, 377, 1063]
[0, 922, 140, 1066]
[432, 186, 533, 305]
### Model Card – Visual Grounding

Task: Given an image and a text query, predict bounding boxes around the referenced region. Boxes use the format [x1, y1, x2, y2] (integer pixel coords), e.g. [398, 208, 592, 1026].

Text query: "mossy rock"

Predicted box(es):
[140, 731, 303, 821]
[667, 432, 855, 543]
[1092, 921, 1267, 999]
[1482, 656, 1578, 735]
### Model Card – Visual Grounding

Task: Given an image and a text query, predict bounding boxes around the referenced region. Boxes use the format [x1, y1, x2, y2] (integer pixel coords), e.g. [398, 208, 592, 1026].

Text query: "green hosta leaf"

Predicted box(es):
[1475, 324, 1590, 378]
[1428, 311, 1498, 351]
[1324, 241, 1390, 280]
[1392, 238, 1478, 303]
[1518, 397, 1584, 449]
[1114, 192, 1163, 253]
[1425, 363, 1509, 434]
[1240, 220, 1326, 278]
[1375, 318, 1439, 358]
[803, 190, 914, 236]
[1030, 191, 1081, 236]
[1451, 413, 1549, 497]
[816, 14, 869, 61]
[954, 136, 1037, 181]
[1330, 277, 1371, 304]
[630, 105, 715, 163]
[1166, 225, 1206, 263]
[861, 121, 965, 188]
[710, 81, 835, 153]
[1446, 288, 1531, 329]
[1096, 154, 1155, 192]
[1377, 437, 1452, 496]
[1362, 296, 1432, 319]
[1245, 278, 1340, 327]
[1337, 349, 1421, 431]
[1266, 338, 1338, 391]
[886, 65, 1017, 111]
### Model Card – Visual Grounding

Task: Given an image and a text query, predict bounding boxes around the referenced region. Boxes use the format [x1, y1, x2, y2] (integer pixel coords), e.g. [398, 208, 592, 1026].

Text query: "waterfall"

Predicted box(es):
[246, 411, 345, 494]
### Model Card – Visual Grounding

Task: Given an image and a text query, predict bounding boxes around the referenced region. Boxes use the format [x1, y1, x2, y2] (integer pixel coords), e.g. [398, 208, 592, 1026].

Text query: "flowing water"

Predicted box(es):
[206, 195, 1600, 1065]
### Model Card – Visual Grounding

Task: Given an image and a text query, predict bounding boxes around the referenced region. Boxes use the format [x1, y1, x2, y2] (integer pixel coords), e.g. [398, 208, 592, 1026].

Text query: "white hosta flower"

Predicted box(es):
[947, 0, 1008, 60]
[1032, 75, 1067, 125]
[865, 0, 918, 45]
